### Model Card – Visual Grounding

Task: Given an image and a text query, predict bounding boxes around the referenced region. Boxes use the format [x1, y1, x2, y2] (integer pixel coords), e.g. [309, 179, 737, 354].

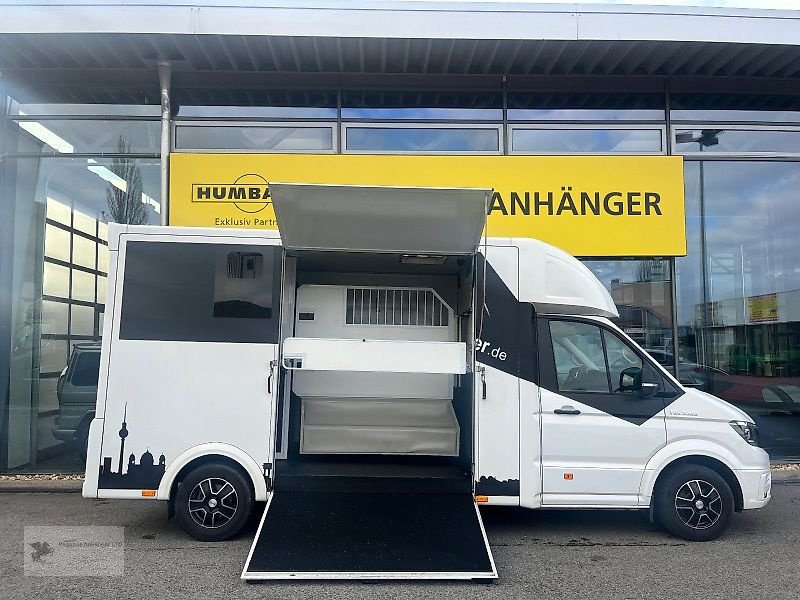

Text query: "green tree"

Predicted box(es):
[105, 137, 148, 225]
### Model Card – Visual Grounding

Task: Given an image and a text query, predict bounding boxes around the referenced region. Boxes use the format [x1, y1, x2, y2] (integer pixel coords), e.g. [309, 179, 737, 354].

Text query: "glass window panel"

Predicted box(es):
[72, 270, 96, 303]
[39, 339, 69, 375]
[549, 320, 610, 393]
[174, 89, 338, 119]
[44, 225, 71, 262]
[46, 197, 72, 225]
[4, 156, 160, 472]
[98, 221, 109, 242]
[346, 127, 499, 152]
[509, 108, 666, 121]
[70, 305, 95, 336]
[677, 161, 800, 460]
[72, 235, 97, 270]
[670, 93, 800, 123]
[672, 109, 800, 123]
[7, 119, 160, 154]
[40, 301, 69, 336]
[512, 128, 662, 153]
[175, 125, 333, 151]
[61, 158, 161, 226]
[603, 330, 644, 393]
[583, 259, 674, 365]
[675, 129, 800, 155]
[120, 242, 282, 344]
[8, 101, 160, 117]
[98, 246, 110, 274]
[37, 377, 60, 415]
[97, 276, 108, 304]
[507, 92, 665, 121]
[72, 209, 98, 237]
[43, 262, 70, 298]
[342, 90, 503, 120]
[213, 252, 272, 319]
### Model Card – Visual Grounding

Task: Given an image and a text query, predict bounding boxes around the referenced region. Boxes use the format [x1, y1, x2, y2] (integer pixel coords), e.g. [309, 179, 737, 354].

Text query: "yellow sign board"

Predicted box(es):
[169, 153, 686, 257]
[748, 293, 779, 323]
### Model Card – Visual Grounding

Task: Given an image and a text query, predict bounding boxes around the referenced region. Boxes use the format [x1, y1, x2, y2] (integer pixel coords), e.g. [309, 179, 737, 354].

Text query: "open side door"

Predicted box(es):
[269, 182, 491, 254]
[244, 183, 496, 580]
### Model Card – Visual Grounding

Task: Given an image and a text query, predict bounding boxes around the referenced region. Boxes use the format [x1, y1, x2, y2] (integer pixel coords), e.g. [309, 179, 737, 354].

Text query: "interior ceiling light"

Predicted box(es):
[16, 112, 74, 154]
[400, 254, 447, 265]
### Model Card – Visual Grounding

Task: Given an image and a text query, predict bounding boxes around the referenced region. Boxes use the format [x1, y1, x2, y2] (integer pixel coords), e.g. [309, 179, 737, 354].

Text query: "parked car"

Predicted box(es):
[52, 343, 101, 460]
[645, 348, 729, 388]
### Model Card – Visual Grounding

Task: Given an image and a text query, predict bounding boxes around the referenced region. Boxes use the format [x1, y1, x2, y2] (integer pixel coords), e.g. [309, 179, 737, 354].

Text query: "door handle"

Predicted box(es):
[554, 406, 581, 415]
[267, 359, 277, 394]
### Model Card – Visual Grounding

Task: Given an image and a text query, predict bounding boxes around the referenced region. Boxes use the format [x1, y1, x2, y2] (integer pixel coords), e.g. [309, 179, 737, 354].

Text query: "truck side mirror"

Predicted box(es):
[619, 366, 642, 392]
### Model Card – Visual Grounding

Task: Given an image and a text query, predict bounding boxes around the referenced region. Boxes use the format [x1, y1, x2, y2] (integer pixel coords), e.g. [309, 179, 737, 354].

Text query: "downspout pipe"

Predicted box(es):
[158, 61, 171, 226]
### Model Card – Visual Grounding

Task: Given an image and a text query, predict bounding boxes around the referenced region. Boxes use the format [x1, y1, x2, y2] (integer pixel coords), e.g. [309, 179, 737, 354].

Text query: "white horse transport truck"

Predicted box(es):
[83, 183, 771, 581]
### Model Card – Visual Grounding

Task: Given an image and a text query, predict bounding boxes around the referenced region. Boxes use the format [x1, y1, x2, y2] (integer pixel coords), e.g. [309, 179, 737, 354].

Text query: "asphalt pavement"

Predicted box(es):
[2, 484, 799, 600]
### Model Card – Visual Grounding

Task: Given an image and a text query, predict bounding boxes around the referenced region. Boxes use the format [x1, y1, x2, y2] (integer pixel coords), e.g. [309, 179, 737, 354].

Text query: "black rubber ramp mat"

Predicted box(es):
[242, 491, 497, 580]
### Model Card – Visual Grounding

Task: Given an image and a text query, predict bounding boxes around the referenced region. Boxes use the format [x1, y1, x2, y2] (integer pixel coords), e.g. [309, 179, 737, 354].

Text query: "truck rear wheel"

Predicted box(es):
[654, 464, 734, 542]
[175, 463, 253, 542]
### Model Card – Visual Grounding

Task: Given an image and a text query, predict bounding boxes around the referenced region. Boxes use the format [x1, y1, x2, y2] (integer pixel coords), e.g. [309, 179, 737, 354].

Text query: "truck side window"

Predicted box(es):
[120, 241, 281, 344]
[602, 329, 661, 393]
[213, 252, 272, 319]
[549, 321, 610, 393]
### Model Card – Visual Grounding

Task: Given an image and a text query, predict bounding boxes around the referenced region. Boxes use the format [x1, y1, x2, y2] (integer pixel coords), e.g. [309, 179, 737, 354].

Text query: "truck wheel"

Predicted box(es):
[654, 464, 734, 542]
[175, 463, 253, 542]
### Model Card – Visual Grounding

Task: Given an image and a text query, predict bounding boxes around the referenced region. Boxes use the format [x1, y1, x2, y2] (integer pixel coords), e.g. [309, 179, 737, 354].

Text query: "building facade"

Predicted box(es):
[2, 1, 800, 471]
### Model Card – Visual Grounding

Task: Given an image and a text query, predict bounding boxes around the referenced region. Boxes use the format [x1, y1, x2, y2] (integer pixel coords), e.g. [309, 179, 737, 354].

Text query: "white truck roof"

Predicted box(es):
[484, 237, 618, 319]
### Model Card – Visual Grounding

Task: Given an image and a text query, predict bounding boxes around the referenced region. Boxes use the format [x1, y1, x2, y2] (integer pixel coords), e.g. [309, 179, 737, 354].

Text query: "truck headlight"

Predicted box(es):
[730, 420, 759, 447]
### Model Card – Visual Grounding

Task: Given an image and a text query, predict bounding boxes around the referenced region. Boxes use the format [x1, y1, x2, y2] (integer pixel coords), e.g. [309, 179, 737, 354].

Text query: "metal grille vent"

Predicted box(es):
[346, 288, 449, 327]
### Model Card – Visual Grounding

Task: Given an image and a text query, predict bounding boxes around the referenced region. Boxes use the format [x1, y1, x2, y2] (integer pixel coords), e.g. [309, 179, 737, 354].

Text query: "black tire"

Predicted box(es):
[175, 463, 253, 542]
[654, 464, 734, 542]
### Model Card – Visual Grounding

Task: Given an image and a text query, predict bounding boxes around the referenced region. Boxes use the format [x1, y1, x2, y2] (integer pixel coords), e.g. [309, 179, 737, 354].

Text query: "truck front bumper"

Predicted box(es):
[737, 468, 772, 510]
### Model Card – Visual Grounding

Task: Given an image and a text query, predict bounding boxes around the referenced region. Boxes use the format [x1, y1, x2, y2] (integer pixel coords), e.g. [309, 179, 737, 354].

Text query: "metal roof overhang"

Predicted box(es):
[1, 2, 800, 86]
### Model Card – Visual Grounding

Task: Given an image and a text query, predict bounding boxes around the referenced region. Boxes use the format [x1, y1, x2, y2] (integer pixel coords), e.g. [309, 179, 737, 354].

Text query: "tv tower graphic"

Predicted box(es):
[98, 405, 166, 490]
[118, 403, 129, 476]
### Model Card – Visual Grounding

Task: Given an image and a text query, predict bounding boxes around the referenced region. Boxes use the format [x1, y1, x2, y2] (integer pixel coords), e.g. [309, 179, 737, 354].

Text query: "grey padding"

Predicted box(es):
[300, 397, 460, 456]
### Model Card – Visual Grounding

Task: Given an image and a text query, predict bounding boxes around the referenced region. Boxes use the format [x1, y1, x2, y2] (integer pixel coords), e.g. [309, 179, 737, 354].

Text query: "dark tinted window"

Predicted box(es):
[341, 90, 503, 120]
[70, 351, 100, 387]
[670, 93, 800, 123]
[120, 241, 282, 343]
[507, 92, 665, 121]
[174, 89, 338, 118]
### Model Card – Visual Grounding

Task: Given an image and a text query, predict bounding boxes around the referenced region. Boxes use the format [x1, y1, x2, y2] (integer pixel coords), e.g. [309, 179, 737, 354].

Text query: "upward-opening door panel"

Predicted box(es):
[269, 183, 491, 254]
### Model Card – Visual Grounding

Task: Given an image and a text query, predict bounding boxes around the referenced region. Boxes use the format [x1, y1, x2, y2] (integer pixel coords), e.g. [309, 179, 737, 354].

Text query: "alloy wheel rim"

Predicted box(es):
[674, 479, 722, 530]
[188, 477, 238, 529]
